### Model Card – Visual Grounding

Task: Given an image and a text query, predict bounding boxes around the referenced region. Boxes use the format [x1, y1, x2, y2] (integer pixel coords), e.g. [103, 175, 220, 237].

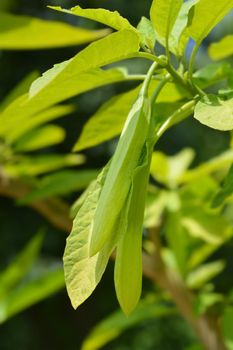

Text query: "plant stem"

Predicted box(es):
[156, 99, 197, 138]
[140, 62, 159, 97]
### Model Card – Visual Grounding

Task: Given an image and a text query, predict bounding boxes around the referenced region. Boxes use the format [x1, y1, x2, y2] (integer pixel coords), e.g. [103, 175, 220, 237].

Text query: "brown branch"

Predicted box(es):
[150, 228, 226, 350]
[0, 177, 226, 349]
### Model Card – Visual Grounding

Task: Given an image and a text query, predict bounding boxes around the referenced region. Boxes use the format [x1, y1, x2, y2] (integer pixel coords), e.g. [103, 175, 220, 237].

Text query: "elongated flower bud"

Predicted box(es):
[89, 94, 151, 256]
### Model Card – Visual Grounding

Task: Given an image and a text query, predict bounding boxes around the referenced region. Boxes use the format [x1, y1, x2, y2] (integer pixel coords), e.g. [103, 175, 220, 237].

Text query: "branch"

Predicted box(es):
[150, 228, 226, 350]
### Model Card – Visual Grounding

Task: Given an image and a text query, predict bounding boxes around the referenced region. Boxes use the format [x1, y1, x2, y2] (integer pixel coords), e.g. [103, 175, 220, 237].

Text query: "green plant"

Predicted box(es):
[1, 1, 233, 349]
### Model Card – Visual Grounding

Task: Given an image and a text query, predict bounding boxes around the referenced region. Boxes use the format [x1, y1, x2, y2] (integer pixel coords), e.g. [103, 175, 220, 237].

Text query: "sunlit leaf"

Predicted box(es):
[186, 0, 233, 45]
[50, 5, 136, 32]
[0, 12, 109, 50]
[212, 164, 233, 207]
[194, 94, 233, 131]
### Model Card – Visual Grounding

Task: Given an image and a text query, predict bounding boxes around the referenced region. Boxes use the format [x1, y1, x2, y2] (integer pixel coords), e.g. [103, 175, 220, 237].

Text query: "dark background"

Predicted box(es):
[0, 1, 232, 349]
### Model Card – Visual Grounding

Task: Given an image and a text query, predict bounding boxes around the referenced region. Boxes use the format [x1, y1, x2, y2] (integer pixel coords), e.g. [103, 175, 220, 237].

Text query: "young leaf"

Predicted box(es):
[0, 12, 109, 50]
[169, 0, 199, 56]
[194, 94, 233, 131]
[208, 35, 233, 60]
[114, 143, 152, 315]
[50, 5, 136, 32]
[212, 164, 233, 207]
[89, 95, 152, 256]
[137, 17, 156, 52]
[150, 0, 182, 42]
[13, 125, 65, 152]
[186, 0, 233, 45]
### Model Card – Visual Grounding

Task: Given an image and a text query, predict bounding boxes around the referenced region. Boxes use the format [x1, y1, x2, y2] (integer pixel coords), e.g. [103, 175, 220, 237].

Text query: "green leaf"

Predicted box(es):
[0, 266, 64, 323]
[194, 291, 223, 316]
[212, 165, 233, 207]
[64, 164, 126, 309]
[0, 232, 44, 298]
[13, 125, 65, 152]
[150, 148, 195, 188]
[186, 260, 225, 289]
[0, 12, 109, 50]
[181, 207, 231, 245]
[81, 296, 175, 350]
[18, 170, 98, 204]
[194, 94, 233, 131]
[150, 0, 182, 42]
[222, 307, 233, 350]
[0, 68, 128, 130]
[49, 5, 136, 32]
[114, 143, 152, 315]
[137, 17, 156, 52]
[144, 190, 168, 228]
[4, 154, 84, 177]
[193, 63, 233, 87]
[74, 82, 186, 152]
[169, 0, 198, 55]
[0, 104, 75, 143]
[0, 71, 39, 111]
[29, 30, 140, 99]
[186, 0, 233, 45]
[209, 35, 233, 60]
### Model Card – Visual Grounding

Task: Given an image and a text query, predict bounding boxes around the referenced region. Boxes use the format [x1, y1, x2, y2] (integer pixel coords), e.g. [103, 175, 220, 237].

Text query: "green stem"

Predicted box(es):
[140, 62, 159, 97]
[188, 43, 206, 97]
[156, 99, 196, 138]
[151, 75, 171, 106]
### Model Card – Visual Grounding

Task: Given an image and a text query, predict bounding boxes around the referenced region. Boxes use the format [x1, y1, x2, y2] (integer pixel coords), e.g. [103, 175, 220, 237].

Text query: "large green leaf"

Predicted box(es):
[0, 233, 44, 298]
[74, 82, 186, 151]
[64, 164, 123, 309]
[18, 170, 98, 204]
[50, 5, 136, 32]
[212, 165, 233, 207]
[29, 30, 140, 98]
[150, 0, 182, 42]
[208, 35, 233, 60]
[0, 68, 128, 131]
[0, 12, 109, 50]
[0, 266, 64, 323]
[81, 296, 175, 350]
[13, 125, 65, 152]
[194, 94, 233, 131]
[186, 0, 233, 45]
[0, 104, 75, 143]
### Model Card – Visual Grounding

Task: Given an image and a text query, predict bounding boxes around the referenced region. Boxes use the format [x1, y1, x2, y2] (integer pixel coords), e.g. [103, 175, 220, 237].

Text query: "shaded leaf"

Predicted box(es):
[209, 35, 233, 60]
[81, 296, 175, 350]
[137, 17, 156, 52]
[18, 170, 98, 204]
[212, 164, 233, 207]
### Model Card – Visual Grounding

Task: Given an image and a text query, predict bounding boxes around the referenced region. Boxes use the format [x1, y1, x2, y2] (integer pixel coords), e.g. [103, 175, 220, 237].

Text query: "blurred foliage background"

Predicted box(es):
[0, 1, 232, 349]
